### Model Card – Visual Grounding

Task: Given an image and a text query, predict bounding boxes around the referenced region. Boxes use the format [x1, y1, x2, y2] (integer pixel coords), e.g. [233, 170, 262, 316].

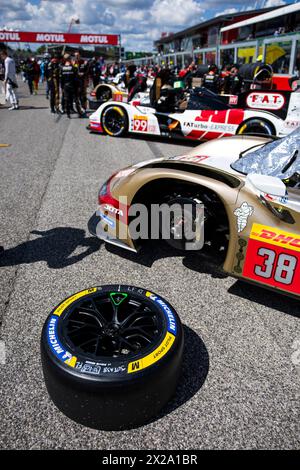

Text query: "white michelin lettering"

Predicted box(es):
[157, 299, 176, 332]
[234, 202, 254, 233]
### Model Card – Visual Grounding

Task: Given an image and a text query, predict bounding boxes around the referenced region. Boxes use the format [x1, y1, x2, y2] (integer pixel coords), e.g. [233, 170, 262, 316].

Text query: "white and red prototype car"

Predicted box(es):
[88, 87, 300, 142]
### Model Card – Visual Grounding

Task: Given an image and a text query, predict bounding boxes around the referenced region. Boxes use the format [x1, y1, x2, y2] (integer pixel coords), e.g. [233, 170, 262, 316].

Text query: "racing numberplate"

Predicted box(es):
[243, 223, 300, 295]
[133, 115, 148, 132]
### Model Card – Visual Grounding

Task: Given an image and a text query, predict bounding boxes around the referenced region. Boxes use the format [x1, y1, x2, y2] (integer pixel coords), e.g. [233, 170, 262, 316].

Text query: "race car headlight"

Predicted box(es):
[98, 167, 135, 204]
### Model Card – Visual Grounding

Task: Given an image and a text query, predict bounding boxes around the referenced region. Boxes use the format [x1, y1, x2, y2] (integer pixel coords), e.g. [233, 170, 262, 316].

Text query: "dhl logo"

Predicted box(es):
[250, 223, 300, 252]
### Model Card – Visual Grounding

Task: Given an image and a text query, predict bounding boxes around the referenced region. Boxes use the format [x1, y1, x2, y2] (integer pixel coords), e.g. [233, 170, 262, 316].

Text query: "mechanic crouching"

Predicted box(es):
[60, 54, 82, 119]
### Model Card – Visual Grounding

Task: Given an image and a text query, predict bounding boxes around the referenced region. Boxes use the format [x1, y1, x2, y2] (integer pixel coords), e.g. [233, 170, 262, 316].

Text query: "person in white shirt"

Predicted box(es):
[0, 49, 19, 110]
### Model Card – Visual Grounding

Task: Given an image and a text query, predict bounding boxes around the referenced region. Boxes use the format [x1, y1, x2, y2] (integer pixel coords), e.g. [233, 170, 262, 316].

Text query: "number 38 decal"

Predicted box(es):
[254, 248, 297, 285]
[243, 223, 300, 295]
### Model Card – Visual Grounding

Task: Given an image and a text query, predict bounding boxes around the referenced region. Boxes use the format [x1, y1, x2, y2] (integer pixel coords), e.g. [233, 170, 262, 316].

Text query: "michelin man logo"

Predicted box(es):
[234, 202, 254, 233]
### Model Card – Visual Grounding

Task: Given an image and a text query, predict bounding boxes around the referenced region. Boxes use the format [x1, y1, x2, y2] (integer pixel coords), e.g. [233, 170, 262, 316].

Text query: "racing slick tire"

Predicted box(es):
[101, 105, 128, 137]
[41, 285, 184, 430]
[237, 118, 275, 136]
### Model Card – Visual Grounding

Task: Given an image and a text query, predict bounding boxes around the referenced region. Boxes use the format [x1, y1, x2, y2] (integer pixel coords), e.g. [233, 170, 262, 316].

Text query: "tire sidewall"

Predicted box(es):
[41, 285, 183, 386]
[101, 105, 128, 137]
[237, 118, 275, 136]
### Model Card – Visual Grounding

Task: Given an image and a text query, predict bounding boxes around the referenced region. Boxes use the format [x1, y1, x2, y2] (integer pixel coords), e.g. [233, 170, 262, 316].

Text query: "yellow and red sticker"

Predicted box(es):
[133, 115, 148, 132]
[243, 224, 300, 294]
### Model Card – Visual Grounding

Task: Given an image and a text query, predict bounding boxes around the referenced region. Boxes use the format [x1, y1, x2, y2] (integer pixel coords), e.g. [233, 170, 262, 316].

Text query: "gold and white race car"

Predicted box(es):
[89, 129, 300, 299]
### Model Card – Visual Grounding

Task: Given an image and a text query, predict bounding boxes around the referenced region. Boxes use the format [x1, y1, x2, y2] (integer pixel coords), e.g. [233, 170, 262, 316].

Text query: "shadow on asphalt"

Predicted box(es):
[18, 106, 49, 110]
[228, 280, 300, 319]
[158, 325, 209, 421]
[88, 129, 201, 148]
[0, 227, 101, 269]
[106, 240, 300, 316]
[106, 240, 227, 279]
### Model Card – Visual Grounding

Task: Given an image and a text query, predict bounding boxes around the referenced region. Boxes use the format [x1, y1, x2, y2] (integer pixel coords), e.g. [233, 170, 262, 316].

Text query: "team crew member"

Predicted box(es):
[25, 58, 34, 95]
[73, 51, 88, 115]
[32, 58, 40, 95]
[220, 65, 232, 94]
[229, 65, 243, 94]
[90, 57, 102, 88]
[203, 64, 220, 94]
[46, 55, 60, 114]
[60, 54, 82, 118]
[42, 53, 51, 99]
[0, 49, 19, 110]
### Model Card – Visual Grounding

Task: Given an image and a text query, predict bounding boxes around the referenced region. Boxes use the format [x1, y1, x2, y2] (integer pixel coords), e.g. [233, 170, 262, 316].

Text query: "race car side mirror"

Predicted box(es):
[246, 173, 286, 197]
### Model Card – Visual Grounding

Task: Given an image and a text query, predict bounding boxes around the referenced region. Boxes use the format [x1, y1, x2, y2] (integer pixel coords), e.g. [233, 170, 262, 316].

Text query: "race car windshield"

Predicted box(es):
[231, 127, 300, 179]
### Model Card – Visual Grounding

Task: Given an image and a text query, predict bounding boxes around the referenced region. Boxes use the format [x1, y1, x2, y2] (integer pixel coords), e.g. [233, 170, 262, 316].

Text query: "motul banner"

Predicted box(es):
[0, 31, 119, 46]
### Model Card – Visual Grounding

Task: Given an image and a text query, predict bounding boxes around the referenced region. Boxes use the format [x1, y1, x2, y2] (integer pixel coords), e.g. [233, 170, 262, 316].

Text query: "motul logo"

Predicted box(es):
[36, 33, 65, 42]
[246, 93, 285, 110]
[80, 35, 108, 44]
[0, 32, 20, 41]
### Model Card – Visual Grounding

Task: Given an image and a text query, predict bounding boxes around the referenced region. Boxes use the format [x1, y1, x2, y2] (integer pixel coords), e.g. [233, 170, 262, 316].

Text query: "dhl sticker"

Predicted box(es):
[53, 288, 97, 317]
[243, 223, 300, 295]
[128, 332, 175, 373]
[250, 223, 300, 253]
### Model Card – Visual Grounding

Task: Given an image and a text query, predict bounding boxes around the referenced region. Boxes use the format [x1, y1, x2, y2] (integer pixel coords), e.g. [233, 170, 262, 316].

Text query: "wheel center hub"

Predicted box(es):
[103, 324, 119, 338]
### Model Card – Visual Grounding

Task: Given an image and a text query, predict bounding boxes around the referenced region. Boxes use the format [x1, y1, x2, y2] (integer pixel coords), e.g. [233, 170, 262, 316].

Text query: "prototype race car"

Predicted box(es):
[88, 85, 300, 141]
[88, 73, 127, 110]
[88, 73, 153, 110]
[89, 128, 300, 299]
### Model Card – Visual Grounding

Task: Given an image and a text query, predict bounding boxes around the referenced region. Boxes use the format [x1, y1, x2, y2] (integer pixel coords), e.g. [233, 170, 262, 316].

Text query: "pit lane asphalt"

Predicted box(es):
[0, 83, 299, 450]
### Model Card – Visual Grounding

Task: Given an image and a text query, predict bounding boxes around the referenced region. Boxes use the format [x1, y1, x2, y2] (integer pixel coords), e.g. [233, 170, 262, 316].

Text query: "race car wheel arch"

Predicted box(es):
[131, 179, 230, 253]
[41, 285, 184, 430]
[236, 117, 276, 136]
[101, 105, 128, 137]
[96, 85, 113, 102]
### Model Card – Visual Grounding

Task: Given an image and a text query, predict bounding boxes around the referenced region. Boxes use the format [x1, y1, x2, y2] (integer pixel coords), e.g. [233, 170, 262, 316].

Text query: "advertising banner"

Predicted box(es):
[0, 31, 119, 45]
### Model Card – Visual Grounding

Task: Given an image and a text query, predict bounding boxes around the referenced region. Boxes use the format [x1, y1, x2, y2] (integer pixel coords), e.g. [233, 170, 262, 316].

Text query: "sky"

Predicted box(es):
[0, 0, 295, 51]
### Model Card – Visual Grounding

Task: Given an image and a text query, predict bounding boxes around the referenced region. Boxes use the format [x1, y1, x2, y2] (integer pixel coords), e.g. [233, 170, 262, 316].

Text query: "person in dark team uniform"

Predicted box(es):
[220, 64, 232, 94]
[203, 64, 220, 94]
[229, 64, 243, 95]
[42, 53, 51, 99]
[90, 57, 102, 88]
[60, 54, 82, 118]
[46, 55, 60, 114]
[24, 58, 34, 95]
[73, 51, 88, 115]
